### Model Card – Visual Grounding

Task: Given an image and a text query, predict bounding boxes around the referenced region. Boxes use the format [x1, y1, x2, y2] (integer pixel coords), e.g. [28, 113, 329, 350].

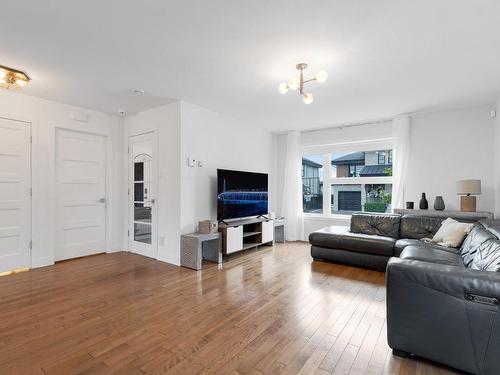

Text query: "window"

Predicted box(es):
[303, 148, 393, 216]
[302, 155, 323, 213]
[378, 151, 385, 164]
[347, 165, 363, 177]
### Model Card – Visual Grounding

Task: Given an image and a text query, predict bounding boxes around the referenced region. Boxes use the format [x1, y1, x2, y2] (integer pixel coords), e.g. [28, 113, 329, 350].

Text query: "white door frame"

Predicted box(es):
[128, 131, 158, 259]
[0, 116, 32, 271]
[54, 127, 111, 258]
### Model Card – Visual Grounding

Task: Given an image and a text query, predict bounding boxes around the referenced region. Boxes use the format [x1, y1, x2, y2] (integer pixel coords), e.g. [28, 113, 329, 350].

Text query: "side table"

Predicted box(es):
[181, 232, 222, 270]
[274, 217, 285, 243]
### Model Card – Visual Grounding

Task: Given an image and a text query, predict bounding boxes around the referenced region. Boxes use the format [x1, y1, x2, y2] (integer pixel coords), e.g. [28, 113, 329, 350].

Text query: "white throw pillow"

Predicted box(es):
[432, 218, 473, 248]
[432, 218, 457, 243]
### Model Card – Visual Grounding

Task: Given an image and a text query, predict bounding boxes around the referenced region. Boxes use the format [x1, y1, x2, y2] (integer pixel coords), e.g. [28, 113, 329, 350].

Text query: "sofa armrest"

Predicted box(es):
[386, 257, 500, 375]
[387, 257, 500, 301]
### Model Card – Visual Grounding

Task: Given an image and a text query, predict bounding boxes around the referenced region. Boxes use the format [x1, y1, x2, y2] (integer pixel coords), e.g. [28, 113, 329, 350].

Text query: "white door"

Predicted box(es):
[0, 118, 31, 273]
[55, 129, 107, 261]
[128, 132, 157, 258]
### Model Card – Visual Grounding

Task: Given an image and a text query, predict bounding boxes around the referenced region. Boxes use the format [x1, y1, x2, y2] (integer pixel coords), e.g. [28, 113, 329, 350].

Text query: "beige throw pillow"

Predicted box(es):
[432, 218, 457, 243]
[432, 218, 474, 248]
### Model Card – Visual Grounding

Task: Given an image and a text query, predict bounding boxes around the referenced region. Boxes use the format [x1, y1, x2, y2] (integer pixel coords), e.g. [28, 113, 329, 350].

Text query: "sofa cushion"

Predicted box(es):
[478, 219, 500, 239]
[460, 224, 496, 267]
[309, 225, 396, 256]
[399, 245, 465, 267]
[431, 218, 474, 248]
[469, 238, 500, 271]
[400, 215, 444, 239]
[350, 213, 401, 239]
[394, 238, 457, 257]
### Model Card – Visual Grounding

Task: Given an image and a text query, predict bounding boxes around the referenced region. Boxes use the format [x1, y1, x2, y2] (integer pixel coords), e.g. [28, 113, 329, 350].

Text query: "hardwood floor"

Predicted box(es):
[0, 242, 463, 375]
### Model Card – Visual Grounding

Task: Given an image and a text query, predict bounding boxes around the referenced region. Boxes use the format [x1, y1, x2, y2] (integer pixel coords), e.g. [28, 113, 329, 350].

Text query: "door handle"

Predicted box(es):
[145, 198, 155, 204]
[98, 198, 106, 203]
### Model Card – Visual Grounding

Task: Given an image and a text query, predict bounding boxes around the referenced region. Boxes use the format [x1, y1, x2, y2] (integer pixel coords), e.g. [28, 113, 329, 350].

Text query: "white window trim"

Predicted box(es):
[302, 139, 394, 218]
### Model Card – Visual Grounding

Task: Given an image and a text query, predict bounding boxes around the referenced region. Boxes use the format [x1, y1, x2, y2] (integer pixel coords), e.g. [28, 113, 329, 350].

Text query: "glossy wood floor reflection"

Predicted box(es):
[0, 243, 462, 375]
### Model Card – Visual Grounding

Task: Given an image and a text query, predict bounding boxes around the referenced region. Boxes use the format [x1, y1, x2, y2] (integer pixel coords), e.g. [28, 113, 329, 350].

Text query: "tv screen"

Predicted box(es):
[217, 169, 268, 220]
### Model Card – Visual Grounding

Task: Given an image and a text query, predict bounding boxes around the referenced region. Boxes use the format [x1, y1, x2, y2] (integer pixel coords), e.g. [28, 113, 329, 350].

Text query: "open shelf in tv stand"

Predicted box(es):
[218, 217, 274, 255]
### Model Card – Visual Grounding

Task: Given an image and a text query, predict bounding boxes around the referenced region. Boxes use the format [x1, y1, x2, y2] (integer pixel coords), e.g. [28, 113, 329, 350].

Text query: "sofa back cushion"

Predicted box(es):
[400, 215, 444, 239]
[469, 238, 500, 271]
[460, 224, 496, 267]
[478, 219, 500, 239]
[350, 213, 401, 239]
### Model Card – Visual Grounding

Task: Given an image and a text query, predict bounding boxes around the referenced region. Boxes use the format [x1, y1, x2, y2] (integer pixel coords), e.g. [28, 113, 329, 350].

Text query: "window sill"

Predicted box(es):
[303, 213, 351, 221]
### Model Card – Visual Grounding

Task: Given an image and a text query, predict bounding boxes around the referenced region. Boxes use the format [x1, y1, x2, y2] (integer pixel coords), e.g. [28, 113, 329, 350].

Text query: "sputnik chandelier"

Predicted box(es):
[278, 63, 327, 104]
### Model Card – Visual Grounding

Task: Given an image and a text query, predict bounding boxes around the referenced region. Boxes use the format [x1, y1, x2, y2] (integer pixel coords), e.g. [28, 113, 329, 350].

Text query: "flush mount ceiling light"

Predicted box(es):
[0, 65, 30, 90]
[278, 63, 327, 104]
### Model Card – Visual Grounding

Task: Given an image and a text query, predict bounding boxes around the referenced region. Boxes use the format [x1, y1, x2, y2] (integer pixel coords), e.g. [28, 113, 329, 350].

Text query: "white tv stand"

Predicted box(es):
[218, 217, 274, 254]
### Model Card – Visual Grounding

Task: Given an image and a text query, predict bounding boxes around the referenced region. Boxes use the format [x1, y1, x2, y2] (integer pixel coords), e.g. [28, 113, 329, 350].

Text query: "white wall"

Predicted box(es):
[0, 90, 124, 268]
[123, 102, 182, 265]
[276, 121, 393, 239]
[123, 101, 273, 265]
[278, 107, 497, 240]
[405, 104, 495, 212]
[180, 101, 273, 234]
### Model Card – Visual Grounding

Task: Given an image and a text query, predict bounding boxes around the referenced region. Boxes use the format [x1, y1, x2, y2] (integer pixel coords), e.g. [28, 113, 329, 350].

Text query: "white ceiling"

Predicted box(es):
[1, 0, 500, 131]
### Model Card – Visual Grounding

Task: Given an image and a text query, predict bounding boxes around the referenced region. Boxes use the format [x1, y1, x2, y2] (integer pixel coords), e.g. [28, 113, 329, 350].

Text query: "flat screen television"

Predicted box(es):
[217, 169, 268, 221]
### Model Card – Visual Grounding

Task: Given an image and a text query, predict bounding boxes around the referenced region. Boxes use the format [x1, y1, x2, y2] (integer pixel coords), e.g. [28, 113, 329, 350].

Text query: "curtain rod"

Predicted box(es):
[301, 117, 395, 134]
[275, 101, 494, 135]
[273, 116, 396, 135]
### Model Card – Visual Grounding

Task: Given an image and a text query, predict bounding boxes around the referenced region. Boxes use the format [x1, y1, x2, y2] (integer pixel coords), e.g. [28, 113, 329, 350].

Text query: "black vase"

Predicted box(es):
[419, 193, 429, 210]
[433, 196, 445, 211]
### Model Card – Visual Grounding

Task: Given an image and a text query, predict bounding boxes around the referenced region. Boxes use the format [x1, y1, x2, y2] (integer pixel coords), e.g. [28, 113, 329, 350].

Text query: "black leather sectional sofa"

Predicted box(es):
[309, 212, 485, 271]
[309, 212, 500, 375]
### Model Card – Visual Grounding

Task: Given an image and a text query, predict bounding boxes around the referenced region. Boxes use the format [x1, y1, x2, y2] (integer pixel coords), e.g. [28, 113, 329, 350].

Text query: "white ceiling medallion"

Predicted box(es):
[278, 63, 327, 104]
[131, 88, 145, 95]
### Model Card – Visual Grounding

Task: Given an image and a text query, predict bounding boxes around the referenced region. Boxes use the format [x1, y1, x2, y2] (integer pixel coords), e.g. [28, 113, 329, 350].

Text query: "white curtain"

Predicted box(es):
[392, 115, 411, 210]
[280, 131, 304, 241]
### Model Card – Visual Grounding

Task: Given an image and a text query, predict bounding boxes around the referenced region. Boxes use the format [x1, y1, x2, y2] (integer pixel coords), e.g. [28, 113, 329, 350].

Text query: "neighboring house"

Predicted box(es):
[331, 150, 393, 213]
[302, 157, 323, 212]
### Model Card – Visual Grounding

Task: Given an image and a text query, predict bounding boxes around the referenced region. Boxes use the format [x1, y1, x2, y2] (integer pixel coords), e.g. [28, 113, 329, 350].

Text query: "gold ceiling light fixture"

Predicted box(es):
[0, 65, 31, 90]
[278, 63, 327, 104]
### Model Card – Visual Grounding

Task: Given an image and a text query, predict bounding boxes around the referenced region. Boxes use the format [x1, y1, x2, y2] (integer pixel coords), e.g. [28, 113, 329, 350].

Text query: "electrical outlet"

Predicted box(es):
[188, 157, 196, 167]
[159, 236, 165, 246]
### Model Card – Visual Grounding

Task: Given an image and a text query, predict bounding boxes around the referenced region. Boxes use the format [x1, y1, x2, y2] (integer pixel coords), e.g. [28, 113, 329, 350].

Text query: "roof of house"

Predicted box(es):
[359, 164, 392, 177]
[331, 151, 365, 165]
[302, 157, 322, 168]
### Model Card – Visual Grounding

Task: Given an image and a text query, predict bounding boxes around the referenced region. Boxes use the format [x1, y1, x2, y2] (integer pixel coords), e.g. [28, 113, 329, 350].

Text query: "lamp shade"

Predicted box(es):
[457, 180, 481, 195]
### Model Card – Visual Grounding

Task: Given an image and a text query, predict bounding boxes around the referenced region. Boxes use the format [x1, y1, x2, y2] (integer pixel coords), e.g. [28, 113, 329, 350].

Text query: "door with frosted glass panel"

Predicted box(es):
[128, 132, 157, 258]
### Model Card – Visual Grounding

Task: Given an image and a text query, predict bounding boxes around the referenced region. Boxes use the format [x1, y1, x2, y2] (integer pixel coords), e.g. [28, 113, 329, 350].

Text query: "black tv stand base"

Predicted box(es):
[256, 215, 269, 220]
[218, 220, 229, 225]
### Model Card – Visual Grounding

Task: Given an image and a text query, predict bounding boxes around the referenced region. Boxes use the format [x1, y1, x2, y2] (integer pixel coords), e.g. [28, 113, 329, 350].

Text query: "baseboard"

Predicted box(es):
[157, 251, 180, 266]
[31, 257, 54, 269]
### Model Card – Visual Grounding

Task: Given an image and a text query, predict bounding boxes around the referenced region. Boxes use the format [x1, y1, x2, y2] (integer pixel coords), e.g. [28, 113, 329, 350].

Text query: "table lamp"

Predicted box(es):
[457, 180, 481, 212]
